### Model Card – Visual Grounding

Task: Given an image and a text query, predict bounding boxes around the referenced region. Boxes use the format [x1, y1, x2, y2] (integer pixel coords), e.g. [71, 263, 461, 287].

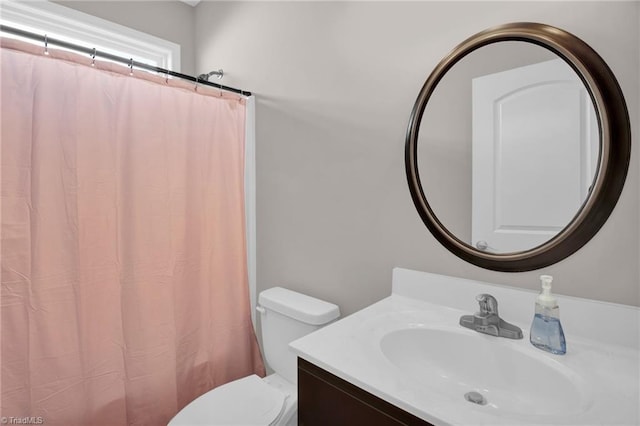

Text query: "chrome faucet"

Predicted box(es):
[459, 294, 523, 339]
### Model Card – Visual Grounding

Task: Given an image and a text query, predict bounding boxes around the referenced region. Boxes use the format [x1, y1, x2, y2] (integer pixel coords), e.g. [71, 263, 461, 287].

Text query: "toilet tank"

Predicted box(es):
[258, 287, 340, 384]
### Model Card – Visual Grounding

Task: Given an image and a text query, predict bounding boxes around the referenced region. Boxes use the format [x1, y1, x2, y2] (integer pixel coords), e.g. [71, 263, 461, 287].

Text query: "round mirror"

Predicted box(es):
[406, 23, 631, 272]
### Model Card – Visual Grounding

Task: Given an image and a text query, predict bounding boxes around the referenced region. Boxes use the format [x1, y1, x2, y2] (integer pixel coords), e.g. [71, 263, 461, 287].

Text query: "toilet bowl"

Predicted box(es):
[168, 287, 340, 425]
[168, 373, 296, 425]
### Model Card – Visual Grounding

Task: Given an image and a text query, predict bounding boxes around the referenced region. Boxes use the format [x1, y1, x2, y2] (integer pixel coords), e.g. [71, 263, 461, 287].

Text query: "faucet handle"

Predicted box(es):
[476, 294, 498, 315]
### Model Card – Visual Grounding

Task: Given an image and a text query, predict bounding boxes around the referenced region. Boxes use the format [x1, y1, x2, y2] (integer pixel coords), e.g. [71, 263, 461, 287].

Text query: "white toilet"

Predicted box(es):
[168, 287, 340, 425]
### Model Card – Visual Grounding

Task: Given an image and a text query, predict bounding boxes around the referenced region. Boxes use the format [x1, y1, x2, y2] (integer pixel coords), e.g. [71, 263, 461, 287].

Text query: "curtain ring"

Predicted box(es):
[91, 48, 96, 67]
[43, 34, 49, 55]
[128, 58, 134, 75]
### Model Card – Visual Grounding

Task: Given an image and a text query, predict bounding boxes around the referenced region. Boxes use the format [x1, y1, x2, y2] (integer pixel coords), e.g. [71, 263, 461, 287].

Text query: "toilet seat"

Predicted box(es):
[168, 374, 288, 425]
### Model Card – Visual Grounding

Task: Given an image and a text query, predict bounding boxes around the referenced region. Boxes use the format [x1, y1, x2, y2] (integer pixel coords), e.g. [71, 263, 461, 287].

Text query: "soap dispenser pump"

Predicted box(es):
[530, 275, 566, 355]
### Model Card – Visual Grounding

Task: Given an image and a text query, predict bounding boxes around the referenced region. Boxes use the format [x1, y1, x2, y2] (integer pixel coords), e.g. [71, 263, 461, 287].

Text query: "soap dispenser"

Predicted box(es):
[530, 275, 566, 355]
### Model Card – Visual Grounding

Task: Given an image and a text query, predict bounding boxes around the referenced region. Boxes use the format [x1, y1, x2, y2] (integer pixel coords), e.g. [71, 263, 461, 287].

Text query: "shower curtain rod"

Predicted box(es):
[0, 24, 252, 96]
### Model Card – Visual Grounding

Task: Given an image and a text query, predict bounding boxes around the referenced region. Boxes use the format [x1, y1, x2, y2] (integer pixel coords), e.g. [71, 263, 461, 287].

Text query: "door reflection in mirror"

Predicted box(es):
[417, 42, 599, 254]
[472, 58, 598, 253]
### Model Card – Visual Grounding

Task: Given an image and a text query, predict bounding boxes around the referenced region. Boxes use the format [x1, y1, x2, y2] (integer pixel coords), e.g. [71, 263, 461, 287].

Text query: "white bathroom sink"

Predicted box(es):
[290, 268, 639, 425]
[380, 326, 590, 417]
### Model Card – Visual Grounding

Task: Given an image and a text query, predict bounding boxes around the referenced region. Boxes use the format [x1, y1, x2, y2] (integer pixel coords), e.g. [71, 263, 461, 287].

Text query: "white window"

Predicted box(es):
[0, 1, 180, 71]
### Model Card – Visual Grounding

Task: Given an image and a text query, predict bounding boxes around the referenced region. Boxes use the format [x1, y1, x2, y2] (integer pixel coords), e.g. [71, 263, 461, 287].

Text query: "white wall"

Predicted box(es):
[195, 1, 640, 315]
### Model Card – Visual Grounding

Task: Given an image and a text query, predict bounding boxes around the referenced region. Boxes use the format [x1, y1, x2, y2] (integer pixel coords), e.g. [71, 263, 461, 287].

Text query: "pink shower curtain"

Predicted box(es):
[1, 38, 265, 425]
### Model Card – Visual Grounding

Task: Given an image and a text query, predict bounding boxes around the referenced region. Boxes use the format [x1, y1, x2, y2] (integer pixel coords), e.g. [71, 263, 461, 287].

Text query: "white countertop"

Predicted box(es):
[290, 268, 640, 425]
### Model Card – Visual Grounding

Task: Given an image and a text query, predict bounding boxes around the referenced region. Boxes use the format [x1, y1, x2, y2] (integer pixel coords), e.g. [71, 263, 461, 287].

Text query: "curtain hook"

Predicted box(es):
[43, 34, 49, 55]
[218, 84, 223, 97]
[128, 58, 134, 75]
[195, 76, 199, 92]
[165, 71, 169, 84]
[91, 48, 96, 67]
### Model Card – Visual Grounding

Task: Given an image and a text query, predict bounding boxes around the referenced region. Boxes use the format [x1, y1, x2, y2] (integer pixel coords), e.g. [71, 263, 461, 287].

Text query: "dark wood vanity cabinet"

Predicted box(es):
[298, 358, 433, 426]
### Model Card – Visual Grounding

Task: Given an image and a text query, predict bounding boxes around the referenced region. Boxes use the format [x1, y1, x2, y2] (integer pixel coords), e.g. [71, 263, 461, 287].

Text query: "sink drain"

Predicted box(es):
[464, 391, 487, 405]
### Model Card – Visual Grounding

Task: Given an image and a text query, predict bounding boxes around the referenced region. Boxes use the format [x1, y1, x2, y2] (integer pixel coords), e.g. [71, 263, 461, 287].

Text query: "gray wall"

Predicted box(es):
[195, 1, 639, 314]
[55, 1, 196, 75]
[54, 1, 640, 314]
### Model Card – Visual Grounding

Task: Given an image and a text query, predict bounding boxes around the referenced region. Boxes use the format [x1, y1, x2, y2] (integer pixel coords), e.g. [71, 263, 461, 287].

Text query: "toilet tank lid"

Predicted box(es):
[258, 287, 340, 325]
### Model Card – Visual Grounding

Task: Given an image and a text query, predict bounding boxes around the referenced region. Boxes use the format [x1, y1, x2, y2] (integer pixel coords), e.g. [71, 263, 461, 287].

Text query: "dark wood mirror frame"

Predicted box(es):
[405, 22, 631, 272]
